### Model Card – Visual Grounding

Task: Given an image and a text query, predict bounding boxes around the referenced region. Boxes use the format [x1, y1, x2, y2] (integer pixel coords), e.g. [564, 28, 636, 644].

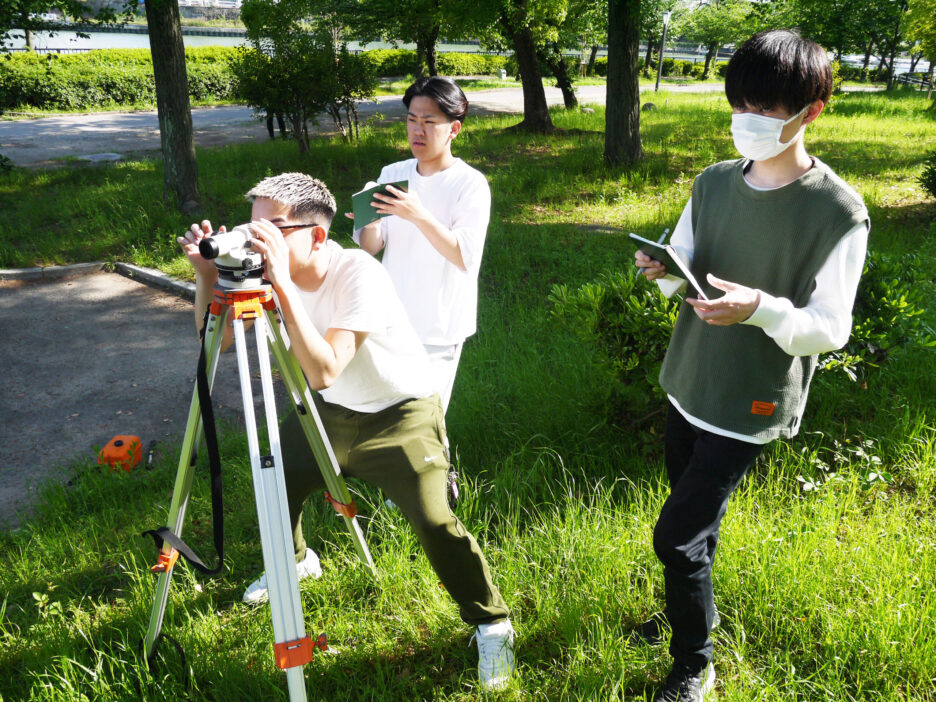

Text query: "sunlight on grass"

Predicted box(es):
[1, 89, 935, 701]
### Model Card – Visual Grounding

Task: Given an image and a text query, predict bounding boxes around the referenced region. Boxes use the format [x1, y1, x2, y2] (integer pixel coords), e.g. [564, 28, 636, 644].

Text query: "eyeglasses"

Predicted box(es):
[275, 223, 318, 231]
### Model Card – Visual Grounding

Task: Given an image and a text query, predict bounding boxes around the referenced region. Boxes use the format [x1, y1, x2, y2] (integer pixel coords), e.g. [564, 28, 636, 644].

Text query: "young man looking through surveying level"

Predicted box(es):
[176, 172, 515, 690]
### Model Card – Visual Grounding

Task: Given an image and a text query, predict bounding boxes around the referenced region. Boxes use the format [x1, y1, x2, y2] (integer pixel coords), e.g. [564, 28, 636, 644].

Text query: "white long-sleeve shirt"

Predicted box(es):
[659, 189, 869, 443]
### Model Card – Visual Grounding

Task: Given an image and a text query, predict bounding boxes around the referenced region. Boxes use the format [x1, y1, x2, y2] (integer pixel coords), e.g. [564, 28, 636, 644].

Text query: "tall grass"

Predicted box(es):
[1, 89, 935, 700]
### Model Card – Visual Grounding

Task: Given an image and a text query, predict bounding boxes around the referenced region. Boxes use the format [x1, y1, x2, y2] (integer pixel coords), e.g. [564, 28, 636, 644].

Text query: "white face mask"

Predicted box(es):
[730, 106, 809, 161]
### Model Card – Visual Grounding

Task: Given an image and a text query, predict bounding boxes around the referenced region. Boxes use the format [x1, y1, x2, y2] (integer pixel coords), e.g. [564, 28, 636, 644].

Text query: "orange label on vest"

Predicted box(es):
[751, 401, 776, 416]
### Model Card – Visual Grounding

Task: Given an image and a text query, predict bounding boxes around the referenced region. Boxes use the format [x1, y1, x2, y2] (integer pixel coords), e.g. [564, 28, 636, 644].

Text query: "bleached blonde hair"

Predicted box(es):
[245, 172, 337, 224]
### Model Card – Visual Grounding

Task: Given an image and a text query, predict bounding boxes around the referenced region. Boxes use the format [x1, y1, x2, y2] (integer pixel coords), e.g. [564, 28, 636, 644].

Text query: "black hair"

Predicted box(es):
[402, 76, 468, 122]
[725, 30, 832, 114]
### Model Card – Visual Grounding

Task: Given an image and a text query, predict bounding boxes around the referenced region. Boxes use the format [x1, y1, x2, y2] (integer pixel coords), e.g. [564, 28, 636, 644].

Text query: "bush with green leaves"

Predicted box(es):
[820, 250, 936, 381]
[0, 47, 241, 111]
[360, 48, 420, 78]
[436, 52, 507, 76]
[549, 269, 679, 425]
[919, 150, 936, 199]
[549, 249, 934, 425]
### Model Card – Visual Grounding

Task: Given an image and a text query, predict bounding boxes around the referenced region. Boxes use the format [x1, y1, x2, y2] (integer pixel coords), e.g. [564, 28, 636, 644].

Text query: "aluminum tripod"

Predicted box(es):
[142, 281, 376, 701]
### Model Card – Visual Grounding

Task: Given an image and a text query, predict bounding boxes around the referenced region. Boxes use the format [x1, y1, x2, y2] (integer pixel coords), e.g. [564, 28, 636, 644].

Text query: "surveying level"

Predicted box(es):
[141, 277, 376, 701]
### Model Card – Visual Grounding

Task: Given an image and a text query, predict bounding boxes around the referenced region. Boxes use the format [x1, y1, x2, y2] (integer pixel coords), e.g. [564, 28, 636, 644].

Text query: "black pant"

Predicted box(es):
[653, 402, 764, 669]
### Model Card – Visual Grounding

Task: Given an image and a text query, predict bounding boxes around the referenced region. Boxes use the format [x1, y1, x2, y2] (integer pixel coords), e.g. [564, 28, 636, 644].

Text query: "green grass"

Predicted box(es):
[1, 90, 936, 700]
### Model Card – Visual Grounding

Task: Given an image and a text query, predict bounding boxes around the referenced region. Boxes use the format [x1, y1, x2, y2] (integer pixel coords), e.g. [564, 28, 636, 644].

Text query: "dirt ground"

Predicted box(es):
[0, 269, 284, 529]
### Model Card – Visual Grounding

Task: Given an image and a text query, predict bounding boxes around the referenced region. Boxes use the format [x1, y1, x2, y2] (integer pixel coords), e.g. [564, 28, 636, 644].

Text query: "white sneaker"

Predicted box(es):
[471, 618, 515, 690]
[242, 548, 322, 605]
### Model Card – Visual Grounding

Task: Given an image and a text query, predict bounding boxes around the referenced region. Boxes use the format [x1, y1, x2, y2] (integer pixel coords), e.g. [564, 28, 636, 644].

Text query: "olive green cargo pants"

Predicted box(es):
[280, 394, 509, 626]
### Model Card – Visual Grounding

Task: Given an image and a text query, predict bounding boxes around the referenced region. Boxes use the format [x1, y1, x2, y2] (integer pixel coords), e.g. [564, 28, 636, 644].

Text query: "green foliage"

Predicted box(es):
[0, 47, 240, 111]
[549, 253, 935, 422]
[549, 269, 679, 425]
[363, 49, 507, 78]
[360, 48, 420, 77]
[919, 150, 936, 198]
[436, 52, 508, 76]
[0, 151, 12, 174]
[820, 251, 936, 381]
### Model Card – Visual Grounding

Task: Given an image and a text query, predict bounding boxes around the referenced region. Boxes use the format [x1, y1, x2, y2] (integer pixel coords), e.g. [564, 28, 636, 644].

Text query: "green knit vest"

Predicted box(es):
[659, 158, 869, 440]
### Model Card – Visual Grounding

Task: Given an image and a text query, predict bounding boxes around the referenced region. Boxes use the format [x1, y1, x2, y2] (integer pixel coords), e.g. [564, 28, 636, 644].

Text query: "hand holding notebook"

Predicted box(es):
[351, 181, 409, 228]
[630, 231, 709, 300]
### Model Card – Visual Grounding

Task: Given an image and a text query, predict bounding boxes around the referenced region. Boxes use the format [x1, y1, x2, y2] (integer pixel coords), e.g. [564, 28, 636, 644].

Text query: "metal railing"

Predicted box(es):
[897, 72, 934, 91]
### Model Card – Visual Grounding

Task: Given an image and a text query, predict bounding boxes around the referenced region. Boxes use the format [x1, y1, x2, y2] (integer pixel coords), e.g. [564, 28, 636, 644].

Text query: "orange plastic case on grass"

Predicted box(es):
[98, 435, 142, 471]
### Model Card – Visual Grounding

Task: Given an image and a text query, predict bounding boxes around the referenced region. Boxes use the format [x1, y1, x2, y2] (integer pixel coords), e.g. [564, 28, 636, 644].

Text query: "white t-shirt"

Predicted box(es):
[295, 240, 435, 413]
[355, 157, 491, 346]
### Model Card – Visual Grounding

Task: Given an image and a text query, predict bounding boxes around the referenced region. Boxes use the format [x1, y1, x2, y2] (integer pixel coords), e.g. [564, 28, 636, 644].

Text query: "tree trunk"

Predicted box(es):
[884, 5, 905, 91]
[704, 46, 716, 77]
[587, 45, 599, 76]
[544, 45, 577, 109]
[503, 16, 553, 132]
[645, 34, 656, 75]
[909, 52, 921, 74]
[25, 29, 34, 50]
[885, 45, 898, 90]
[860, 41, 873, 81]
[927, 63, 934, 101]
[604, 0, 642, 165]
[145, 0, 199, 212]
[415, 39, 427, 78]
[414, 24, 440, 77]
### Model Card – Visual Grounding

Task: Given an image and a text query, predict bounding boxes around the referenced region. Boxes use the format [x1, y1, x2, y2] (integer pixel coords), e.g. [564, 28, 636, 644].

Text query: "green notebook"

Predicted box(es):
[629, 232, 709, 300]
[351, 181, 408, 228]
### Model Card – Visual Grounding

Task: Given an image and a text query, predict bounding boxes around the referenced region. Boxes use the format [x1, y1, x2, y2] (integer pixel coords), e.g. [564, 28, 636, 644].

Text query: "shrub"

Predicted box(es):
[591, 56, 644, 78]
[549, 250, 935, 425]
[820, 251, 935, 381]
[360, 48, 419, 78]
[549, 269, 679, 425]
[436, 52, 507, 76]
[919, 150, 936, 199]
[0, 47, 240, 111]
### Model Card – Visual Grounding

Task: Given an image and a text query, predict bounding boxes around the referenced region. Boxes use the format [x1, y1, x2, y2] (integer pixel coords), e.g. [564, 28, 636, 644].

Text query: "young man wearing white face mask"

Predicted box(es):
[633, 30, 869, 702]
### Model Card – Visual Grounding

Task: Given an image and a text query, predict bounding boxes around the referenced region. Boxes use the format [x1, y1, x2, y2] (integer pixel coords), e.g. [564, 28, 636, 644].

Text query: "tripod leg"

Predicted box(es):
[263, 308, 376, 578]
[143, 308, 229, 660]
[235, 314, 311, 701]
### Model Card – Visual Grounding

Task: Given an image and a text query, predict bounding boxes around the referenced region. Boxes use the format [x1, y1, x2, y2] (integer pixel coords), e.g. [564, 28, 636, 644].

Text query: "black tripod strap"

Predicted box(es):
[143, 309, 225, 576]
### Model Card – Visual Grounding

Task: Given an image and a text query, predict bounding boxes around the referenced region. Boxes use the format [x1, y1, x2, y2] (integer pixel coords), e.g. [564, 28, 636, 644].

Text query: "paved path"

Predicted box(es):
[0, 84, 728, 167]
[0, 268, 288, 529]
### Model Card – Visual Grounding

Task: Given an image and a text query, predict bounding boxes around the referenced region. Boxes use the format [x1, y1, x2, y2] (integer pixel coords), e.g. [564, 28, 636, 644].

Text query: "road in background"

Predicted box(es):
[0, 84, 733, 167]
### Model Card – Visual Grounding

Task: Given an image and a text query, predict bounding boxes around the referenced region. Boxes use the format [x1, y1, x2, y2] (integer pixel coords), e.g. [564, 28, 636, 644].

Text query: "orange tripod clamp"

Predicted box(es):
[273, 633, 327, 669]
[151, 547, 180, 574]
[324, 491, 358, 519]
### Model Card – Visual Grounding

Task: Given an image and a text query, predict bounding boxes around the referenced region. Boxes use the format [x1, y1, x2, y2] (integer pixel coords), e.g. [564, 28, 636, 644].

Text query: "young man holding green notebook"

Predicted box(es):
[350, 77, 490, 413]
[634, 30, 869, 701]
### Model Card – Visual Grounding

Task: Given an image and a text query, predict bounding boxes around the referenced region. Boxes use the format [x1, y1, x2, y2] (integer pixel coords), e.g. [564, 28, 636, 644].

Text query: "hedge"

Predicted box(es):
[0, 46, 241, 110]
[0, 46, 511, 111]
[362, 48, 508, 78]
